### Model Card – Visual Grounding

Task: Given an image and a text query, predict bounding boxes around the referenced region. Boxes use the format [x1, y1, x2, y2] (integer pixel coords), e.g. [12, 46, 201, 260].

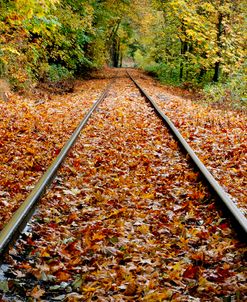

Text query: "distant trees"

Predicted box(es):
[0, 0, 245, 94]
[136, 0, 246, 86]
[0, 0, 134, 87]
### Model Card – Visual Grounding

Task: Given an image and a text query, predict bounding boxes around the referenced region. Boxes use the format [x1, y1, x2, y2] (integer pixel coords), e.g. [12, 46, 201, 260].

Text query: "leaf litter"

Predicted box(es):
[0, 69, 246, 301]
[0, 69, 115, 230]
[132, 69, 247, 218]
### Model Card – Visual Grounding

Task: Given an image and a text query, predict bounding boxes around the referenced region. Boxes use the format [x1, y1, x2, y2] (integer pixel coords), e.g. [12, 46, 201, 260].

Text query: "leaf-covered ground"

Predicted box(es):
[131, 70, 247, 217]
[0, 69, 115, 230]
[0, 70, 246, 301]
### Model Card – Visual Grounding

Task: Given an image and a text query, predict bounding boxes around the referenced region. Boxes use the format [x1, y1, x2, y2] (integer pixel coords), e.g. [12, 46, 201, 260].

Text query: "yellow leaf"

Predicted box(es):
[82, 287, 96, 292]
[92, 233, 105, 241]
[137, 224, 149, 234]
[141, 193, 154, 199]
[143, 290, 173, 301]
[40, 250, 50, 257]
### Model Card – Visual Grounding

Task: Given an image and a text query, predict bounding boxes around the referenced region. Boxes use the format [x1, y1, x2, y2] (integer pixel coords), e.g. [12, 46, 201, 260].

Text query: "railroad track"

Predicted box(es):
[0, 76, 116, 255]
[127, 72, 247, 236]
[0, 70, 246, 301]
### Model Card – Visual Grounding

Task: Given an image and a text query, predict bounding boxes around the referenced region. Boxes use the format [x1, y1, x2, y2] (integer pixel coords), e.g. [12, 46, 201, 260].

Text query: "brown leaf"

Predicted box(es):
[183, 265, 199, 279]
[56, 271, 71, 282]
[124, 280, 137, 296]
[30, 286, 45, 299]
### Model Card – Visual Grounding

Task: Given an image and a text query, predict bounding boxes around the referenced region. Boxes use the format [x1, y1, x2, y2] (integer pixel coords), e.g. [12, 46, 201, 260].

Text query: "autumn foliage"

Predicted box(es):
[0, 0, 246, 300]
[0, 69, 246, 301]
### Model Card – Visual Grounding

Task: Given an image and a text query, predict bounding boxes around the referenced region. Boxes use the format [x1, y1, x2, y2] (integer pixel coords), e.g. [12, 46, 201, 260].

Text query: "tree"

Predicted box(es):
[150, 0, 246, 84]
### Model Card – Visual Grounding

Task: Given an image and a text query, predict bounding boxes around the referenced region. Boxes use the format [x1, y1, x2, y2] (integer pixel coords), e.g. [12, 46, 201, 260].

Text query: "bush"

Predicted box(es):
[203, 69, 247, 109]
[203, 83, 226, 103]
[144, 62, 181, 86]
[47, 64, 74, 82]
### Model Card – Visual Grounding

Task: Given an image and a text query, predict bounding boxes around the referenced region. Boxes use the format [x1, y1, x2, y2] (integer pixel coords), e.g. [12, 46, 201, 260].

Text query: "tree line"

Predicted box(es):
[0, 0, 132, 89]
[0, 0, 246, 101]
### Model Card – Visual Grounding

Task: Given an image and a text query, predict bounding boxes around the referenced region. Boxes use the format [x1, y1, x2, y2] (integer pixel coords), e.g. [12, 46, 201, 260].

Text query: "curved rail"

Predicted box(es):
[0, 77, 115, 255]
[127, 71, 247, 238]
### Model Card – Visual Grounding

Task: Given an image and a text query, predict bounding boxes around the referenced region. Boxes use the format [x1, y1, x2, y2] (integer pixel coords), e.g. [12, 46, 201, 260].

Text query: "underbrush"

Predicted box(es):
[203, 75, 247, 111]
[144, 63, 181, 86]
[143, 63, 247, 111]
[46, 64, 74, 83]
[35, 64, 75, 94]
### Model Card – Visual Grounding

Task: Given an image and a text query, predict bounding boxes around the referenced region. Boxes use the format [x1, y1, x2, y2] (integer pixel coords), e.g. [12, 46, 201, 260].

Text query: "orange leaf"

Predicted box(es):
[56, 271, 71, 281]
[67, 213, 78, 223]
[30, 286, 45, 299]
[92, 232, 105, 241]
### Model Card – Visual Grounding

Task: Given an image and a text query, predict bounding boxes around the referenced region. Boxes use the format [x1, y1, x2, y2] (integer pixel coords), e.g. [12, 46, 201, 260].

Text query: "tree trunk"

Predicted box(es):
[112, 37, 120, 67]
[109, 21, 121, 67]
[180, 62, 183, 81]
[213, 61, 220, 82]
[180, 40, 188, 81]
[213, 1, 224, 82]
[119, 51, 123, 67]
[199, 68, 206, 81]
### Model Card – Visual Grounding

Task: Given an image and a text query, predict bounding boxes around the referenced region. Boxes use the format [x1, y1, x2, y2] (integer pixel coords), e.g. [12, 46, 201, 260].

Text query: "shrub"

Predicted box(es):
[47, 64, 74, 82]
[203, 68, 247, 109]
[144, 62, 181, 86]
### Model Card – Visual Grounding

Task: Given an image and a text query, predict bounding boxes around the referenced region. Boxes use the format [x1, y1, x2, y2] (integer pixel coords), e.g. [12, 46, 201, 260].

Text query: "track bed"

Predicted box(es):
[0, 70, 246, 301]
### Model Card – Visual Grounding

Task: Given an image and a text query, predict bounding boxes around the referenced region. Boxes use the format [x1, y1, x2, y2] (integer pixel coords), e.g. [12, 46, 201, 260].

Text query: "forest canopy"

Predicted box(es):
[0, 0, 246, 100]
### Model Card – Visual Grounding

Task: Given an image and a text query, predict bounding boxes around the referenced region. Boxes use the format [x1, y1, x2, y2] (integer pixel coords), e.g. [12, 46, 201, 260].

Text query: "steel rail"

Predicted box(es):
[0, 77, 115, 255]
[127, 71, 247, 237]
